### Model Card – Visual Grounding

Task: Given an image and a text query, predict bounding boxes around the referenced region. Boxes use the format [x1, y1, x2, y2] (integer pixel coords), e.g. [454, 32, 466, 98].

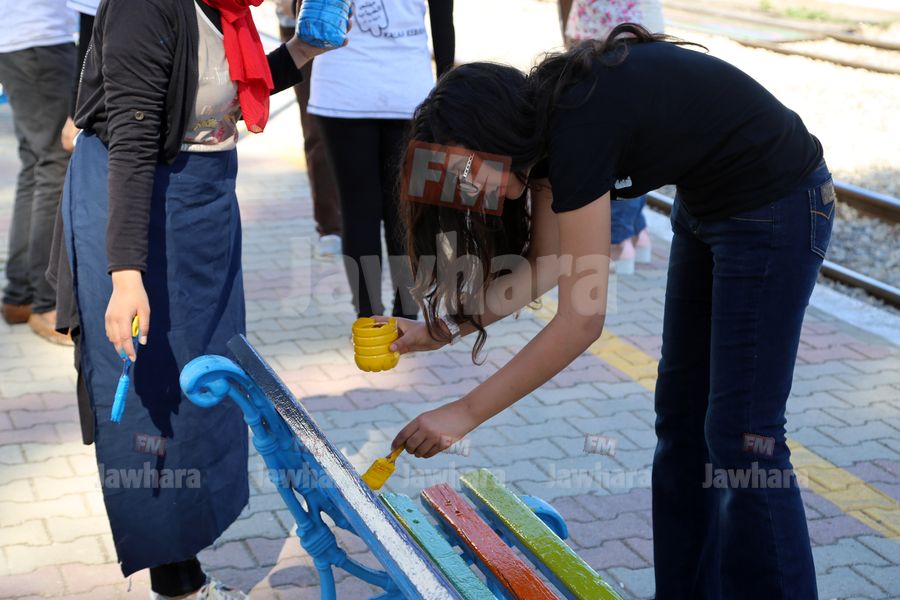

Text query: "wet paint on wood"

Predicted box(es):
[381, 492, 497, 600]
[460, 469, 623, 600]
[421, 483, 558, 600]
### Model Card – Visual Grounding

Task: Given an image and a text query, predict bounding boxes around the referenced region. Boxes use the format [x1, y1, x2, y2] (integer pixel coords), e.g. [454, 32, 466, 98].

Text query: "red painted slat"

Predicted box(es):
[422, 483, 558, 600]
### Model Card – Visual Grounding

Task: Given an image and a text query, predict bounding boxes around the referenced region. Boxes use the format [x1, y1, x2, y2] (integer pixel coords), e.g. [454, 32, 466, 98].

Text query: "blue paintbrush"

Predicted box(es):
[111, 316, 140, 423]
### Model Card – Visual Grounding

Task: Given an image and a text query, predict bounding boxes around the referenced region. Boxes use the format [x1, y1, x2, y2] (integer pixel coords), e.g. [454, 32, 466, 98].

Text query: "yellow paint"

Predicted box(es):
[530, 296, 900, 541]
[362, 446, 405, 491]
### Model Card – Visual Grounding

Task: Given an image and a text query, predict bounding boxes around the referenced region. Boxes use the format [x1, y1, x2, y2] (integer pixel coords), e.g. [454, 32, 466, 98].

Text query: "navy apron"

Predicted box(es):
[61, 132, 249, 576]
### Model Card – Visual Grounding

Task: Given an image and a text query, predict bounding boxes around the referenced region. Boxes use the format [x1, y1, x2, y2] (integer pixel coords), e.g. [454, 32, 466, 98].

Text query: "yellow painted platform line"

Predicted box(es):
[530, 296, 900, 541]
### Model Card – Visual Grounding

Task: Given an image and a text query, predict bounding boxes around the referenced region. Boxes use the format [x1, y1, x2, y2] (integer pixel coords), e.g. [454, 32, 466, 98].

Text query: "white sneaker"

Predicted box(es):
[632, 228, 652, 264]
[610, 239, 635, 275]
[317, 234, 342, 258]
[149, 577, 248, 600]
[195, 577, 248, 600]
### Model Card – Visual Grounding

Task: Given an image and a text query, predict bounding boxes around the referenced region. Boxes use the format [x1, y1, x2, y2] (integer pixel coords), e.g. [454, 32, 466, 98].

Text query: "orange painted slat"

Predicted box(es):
[422, 483, 558, 600]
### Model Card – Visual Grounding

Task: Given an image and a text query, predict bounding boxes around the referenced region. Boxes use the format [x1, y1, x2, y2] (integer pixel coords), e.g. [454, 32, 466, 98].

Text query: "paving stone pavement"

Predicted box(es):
[3, 14, 900, 600]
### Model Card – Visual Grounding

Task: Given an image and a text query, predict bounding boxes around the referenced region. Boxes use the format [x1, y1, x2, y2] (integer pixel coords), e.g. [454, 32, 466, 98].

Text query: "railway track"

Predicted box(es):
[664, 1, 900, 75]
[834, 180, 900, 223]
[645, 191, 900, 308]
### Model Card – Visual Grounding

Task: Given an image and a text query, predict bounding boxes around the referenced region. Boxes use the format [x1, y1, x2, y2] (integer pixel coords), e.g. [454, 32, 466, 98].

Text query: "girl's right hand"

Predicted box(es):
[106, 270, 150, 362]
[373, 316, 447, 355]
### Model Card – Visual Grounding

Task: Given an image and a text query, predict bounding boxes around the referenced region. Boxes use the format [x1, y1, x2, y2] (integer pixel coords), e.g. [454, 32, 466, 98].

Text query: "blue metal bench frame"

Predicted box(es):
[179, 335, 571, 600]
[180, 335, 461, 600]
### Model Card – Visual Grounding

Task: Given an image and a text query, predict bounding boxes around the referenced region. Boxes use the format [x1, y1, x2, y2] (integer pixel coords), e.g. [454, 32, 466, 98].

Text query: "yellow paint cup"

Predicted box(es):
[352, 317, 400, 372]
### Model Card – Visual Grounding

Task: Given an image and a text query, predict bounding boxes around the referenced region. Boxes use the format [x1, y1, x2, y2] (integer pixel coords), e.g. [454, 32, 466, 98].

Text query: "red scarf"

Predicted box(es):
[202, 0, 274, 133]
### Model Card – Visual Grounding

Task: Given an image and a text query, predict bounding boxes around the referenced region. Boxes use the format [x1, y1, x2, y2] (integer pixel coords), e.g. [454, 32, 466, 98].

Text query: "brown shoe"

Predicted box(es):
[1, 303, 32, 324]
[28, 311, 73, 346]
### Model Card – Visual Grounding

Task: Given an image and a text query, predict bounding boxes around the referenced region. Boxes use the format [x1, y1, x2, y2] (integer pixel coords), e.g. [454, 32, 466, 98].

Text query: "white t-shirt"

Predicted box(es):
[308, 0, 434, 120]
[0, 0, 75, 53]
[67, 0, 101, 17]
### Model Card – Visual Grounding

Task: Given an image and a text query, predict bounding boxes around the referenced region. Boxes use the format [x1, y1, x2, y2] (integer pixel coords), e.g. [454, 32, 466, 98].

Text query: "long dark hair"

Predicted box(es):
[401, 24, 694, 361]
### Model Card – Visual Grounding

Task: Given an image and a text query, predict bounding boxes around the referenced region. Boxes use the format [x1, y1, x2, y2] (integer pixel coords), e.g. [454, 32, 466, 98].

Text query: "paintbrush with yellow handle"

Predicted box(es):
[361, 446, 404, 490]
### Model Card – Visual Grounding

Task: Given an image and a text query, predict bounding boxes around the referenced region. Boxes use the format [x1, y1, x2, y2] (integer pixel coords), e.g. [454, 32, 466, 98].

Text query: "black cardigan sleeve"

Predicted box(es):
[427, 0, 455, 77]
[102, 0, 175, 273]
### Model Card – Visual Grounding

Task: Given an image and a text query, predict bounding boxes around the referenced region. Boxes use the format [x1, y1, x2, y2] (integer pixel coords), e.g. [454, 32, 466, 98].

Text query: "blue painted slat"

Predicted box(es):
[381, 493, 496, 600]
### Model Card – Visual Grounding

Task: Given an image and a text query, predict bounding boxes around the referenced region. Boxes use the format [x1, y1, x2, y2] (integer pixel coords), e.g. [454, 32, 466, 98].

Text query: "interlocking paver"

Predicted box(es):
[198, 540, 258, 570]
[818, 421, 900, 446]
[217, 510, 289, 544]
[792, 360, 863, 381]
[812, 538, 889, 572]
[475, 438, 567, 466]
[575, 489, 653, 521]
[792, 425, 849, 449]
[826, 397, 900, 423]
[5, 537, 107, 575]
[1, 457, 74, 487]
[0, 480, 36, 505]
[0, 444, 24, 465]
[31, 475, 98, 501]
[607, 566, 656, 599]
[42, 515, 110, 543]
[843, 357, 900, 375]
[816, 566, 887, 598]
[1, 424, 64, 446]
[809, 440, 898, 468]
[789, 375, 857, 397]
[568, 511, 653, 548]
[576, 539, 649, 570]
[854, 564, 900, 597]
[0, 566, 66, 597]
[58, 563, 133, 597]
[566, 412, 651, 436]
[807, 514, 881, 546]
[2, 519, 50, 547]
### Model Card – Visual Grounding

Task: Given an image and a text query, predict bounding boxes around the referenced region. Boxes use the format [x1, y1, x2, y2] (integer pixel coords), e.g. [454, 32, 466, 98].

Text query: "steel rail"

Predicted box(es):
[645, 191, 900, 308]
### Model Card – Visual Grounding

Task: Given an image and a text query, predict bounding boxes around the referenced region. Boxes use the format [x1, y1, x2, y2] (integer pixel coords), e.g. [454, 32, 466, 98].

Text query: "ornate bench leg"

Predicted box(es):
[180, 356, 402, 600]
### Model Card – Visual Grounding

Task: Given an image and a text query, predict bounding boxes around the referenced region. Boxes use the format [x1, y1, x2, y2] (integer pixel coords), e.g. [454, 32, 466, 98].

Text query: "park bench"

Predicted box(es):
[179, 335, 624, 600]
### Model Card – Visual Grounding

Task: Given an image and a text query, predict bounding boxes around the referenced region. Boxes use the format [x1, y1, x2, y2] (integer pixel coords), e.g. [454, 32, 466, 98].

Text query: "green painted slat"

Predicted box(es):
[381, 492, 496, 600]
[460, 469, 623, 600]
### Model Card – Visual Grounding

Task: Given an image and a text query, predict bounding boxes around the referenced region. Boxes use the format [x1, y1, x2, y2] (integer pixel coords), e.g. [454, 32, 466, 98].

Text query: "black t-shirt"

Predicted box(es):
[543, 41, 823, 219]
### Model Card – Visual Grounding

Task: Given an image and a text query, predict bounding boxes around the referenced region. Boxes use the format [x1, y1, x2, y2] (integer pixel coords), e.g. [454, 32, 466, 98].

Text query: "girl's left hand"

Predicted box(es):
[286, 17, 352, 67]
[392, 400, 481, 458]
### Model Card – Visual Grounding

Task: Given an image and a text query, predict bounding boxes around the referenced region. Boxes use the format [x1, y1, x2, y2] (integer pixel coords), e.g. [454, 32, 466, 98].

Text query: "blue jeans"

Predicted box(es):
[611, 195, 647, 244]
[652, 162, 833, 599]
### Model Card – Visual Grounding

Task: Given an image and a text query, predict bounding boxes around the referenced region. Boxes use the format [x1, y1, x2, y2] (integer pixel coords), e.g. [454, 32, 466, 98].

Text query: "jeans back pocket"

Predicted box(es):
[809, 179, 836, 259]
